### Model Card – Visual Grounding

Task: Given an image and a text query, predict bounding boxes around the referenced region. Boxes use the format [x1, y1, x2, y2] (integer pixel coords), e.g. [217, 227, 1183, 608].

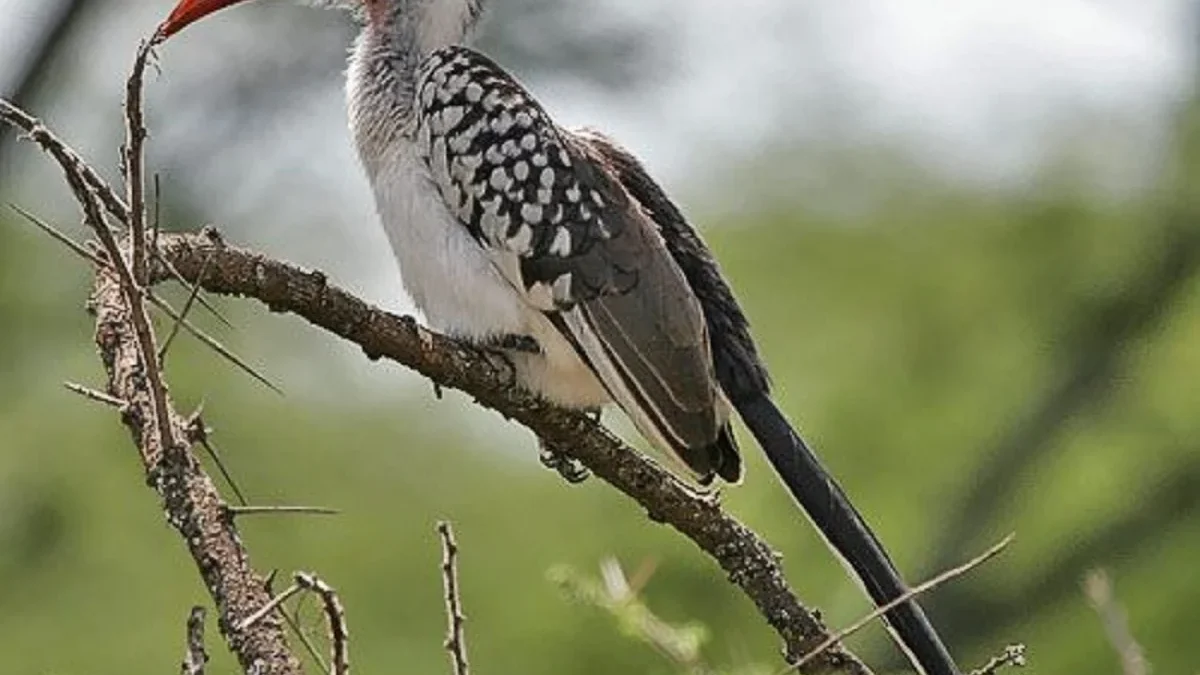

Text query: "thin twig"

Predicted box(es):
[295, 572, 351, 675]
[9, 53, 304, 673]
[785, 534, 1016, 674]
[64, 381, 126, 408]
[124, 38, 157, 285]
[437, 521, 470, 675]
[1084, 569, 1148, 675]
[968, 645, 1027, 675]
[180, 606, 209, 675]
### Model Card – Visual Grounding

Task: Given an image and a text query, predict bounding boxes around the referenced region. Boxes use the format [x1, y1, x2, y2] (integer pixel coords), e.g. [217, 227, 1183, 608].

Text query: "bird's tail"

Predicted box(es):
[734, 393, 960, 675]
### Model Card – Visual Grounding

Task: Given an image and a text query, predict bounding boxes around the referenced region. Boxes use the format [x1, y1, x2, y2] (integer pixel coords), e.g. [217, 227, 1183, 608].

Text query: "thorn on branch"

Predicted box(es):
[8, 203, 105, 267]
[437, 521, 470, 675]
[153, 250, 234, 328]
[180, 606, 209, 675]
[160, 247, 217, 361]
[185, 411, 249, 507]
[147, 292, 283, 395]
[226, 505, 340, 517]
[64, 381, 127, 409]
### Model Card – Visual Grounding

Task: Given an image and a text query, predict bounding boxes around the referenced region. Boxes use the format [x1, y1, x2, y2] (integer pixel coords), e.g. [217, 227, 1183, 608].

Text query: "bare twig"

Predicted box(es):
[181, 606, 209, 675]
[437, 522, 470, 675]
[1084, 569, 1148, 675]
[968, 644, 1027, 675]
[785, 534, 1015, 674]
[295, 572, 351, 675]
[124, 38, 157, 285]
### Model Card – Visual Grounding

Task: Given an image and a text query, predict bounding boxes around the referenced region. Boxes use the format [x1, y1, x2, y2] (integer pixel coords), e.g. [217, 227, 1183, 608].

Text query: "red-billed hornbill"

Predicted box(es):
[158, 2, 960, 673]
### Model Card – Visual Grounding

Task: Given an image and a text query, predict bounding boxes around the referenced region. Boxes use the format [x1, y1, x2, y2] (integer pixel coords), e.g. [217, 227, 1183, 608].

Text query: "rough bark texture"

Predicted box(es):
[92, 263, 303, 675]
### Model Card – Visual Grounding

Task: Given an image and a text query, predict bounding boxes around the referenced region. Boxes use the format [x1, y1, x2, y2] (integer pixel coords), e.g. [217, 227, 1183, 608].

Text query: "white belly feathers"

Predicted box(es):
[367, 140, 610, 408]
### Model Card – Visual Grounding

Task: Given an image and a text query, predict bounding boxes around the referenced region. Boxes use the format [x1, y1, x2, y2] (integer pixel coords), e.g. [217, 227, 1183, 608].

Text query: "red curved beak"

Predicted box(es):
[159, 0, 255, 38]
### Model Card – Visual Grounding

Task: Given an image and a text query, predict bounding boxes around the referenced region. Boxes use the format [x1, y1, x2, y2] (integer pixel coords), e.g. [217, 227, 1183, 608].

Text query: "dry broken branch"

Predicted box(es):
[437, 522, 470, 675]
[295, 572, 351, 675]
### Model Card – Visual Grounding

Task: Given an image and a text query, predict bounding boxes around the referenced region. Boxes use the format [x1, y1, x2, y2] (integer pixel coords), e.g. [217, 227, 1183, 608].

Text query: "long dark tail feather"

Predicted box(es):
[734, 394, 960, 675]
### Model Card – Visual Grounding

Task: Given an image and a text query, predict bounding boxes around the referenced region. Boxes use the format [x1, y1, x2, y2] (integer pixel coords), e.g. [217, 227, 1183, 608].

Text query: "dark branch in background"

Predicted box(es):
[928, 222, 1200, 577]
[928, 4, 1200, 593]
[933, 459, 1200, 649]
[437, 522, 470, 675]
[1083, 570, 1148, 675]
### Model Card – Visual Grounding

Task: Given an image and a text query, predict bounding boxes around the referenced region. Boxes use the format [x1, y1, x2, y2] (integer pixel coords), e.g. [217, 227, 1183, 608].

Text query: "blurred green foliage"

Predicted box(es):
[1, 111, 1199, 675]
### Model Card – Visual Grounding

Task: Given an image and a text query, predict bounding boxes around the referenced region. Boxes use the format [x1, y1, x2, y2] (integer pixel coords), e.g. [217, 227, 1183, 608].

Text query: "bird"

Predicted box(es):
[159, 2, 961, 673]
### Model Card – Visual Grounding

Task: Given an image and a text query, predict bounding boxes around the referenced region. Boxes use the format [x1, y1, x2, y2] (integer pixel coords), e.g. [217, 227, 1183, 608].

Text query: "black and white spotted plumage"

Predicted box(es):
[412, 45, 739, 481]
[415, 47, 637, 307]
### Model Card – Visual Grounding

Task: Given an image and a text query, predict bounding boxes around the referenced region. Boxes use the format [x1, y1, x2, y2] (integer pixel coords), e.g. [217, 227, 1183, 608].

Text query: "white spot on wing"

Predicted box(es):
[549, 227, 572, 256]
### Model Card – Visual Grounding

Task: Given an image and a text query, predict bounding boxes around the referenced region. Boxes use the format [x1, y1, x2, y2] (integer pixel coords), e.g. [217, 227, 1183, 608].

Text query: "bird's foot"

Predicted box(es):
[482, 333, 541, 354]
[538, 437, 590, 484]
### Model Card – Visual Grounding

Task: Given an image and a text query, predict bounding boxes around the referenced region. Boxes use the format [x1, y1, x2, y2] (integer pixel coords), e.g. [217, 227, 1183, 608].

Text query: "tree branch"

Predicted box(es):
[151, 228, 871, 673]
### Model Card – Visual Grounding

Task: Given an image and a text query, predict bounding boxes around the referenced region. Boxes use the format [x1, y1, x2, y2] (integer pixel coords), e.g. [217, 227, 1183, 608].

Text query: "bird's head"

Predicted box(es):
[160, 0, 484, 53]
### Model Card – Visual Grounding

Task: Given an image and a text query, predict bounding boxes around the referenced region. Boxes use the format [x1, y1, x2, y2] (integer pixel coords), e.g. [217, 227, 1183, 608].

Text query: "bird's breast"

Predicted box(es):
[361, 140, 610, 409]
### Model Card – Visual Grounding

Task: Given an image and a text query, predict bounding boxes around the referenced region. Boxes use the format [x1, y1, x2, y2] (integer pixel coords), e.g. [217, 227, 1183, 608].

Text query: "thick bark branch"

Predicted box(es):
[92, 263, 303, 674]
[154, 230, 869, 674]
